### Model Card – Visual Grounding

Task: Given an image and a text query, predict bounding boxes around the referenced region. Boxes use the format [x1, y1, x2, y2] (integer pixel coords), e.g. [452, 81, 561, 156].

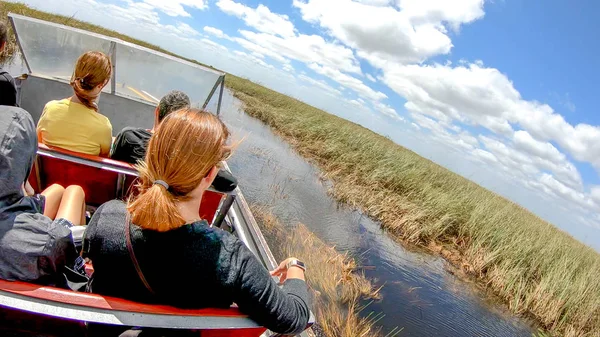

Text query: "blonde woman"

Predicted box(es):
[37, 51, 112, 156]
[85, 108, 310, 335]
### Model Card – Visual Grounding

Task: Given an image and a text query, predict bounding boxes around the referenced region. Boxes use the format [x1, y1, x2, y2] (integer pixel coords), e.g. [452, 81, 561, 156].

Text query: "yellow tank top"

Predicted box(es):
[37, 98, 112, 156]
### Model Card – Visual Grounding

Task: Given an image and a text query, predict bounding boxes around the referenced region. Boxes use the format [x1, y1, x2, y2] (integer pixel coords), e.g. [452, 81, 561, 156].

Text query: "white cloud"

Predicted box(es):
[282, 63, 295, 72]
[232, 37, 288, 64]
[380, 62, 600, 174]
[355, 0, 392, 6]
[381, 63, 515, 136]
[458, 131, 479, 148]
[239, 30, 361, 74]
[478, 135, 583, 191]
[298, 74, 342, 96]
[308, 63, 386, 101]
[214, 0, 362, 74]
[293, 0, 484, 64]
[410, 112, 447, 135]
[538, 174, 594, 211]
[473, 148, 498, 164]
[203, 26, 226, 39]
[169, 22, 200, 36]
[366, 73, 376, 82]
[216, 0, 295, 37]
[142, 0, 207, 17]
[398, 0, 485, 29]
[591, 186, 600, 204]
[234, 50, 274, 69]
[374, 102, 403, 121]
[200, 38, 227, 51]
[513, 130, 565, 165]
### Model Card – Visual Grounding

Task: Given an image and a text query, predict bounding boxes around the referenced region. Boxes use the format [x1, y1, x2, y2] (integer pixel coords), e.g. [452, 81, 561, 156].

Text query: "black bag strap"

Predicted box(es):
[124, 213, 155, 295]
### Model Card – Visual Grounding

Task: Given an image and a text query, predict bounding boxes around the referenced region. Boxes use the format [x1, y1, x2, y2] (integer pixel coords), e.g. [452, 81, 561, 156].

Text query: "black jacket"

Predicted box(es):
[0, 69, 17, 107]
[85, 200, 310, 335]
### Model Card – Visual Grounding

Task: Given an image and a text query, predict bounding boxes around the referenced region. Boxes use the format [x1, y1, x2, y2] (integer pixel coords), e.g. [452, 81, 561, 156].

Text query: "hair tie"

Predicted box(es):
[153, 180, 169, 190]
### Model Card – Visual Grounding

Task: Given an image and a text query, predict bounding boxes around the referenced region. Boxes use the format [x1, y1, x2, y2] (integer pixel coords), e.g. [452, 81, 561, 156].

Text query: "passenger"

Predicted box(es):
[37, 51, 112, 157]
[0, 106, 86, 285]
[111, 90, 238, 192]
[85, 108, 310, 335]
[0, 21, 17, 107]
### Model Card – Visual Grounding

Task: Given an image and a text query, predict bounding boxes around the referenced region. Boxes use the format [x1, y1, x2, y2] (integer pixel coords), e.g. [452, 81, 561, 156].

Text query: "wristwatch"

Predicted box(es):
[286, 259, 307, 272]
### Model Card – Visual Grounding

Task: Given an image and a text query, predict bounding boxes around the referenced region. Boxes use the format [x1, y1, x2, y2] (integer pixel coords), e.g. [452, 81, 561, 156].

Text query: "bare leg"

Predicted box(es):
[80, 200, 87, 226]
[55, 185, 86, 226]
[41, 184, 65, 220]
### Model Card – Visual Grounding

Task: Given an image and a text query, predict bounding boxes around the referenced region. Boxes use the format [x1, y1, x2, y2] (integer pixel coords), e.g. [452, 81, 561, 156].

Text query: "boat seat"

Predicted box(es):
[28, 143, 225, 224]
[0, 279, 266, 336]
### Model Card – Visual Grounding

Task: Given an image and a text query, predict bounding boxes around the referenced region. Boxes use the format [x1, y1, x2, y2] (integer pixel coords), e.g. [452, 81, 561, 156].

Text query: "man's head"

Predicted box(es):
[0, 21, 8, 52]
[156, 90, 191, 124]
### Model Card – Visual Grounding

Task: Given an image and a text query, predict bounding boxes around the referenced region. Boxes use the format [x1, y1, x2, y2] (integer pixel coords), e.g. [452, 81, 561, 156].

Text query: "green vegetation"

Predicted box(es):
[226, 76, 600, 337]
[2, 1, 599, 336]
[252, 205, 384, 337]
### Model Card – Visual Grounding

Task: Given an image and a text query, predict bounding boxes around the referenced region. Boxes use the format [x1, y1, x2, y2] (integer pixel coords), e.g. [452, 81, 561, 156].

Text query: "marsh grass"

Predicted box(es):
[226, 77, 600, 337]
[252, 205, 384, 337]
[0, 12, 18, 66]
[2, 2, 598, 335]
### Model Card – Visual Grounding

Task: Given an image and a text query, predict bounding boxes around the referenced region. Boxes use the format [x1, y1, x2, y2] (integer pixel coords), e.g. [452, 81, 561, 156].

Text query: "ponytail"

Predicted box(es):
[70, 51, 112, 112]
[126, 108, 232, 232]
[71, 77, 99, 111]
[128, 161, 185, 232]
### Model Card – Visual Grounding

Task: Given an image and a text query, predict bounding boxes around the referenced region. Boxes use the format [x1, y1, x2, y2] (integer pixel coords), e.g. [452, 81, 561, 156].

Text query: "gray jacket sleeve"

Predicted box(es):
[231, 241, 310, 335]
[0, 213, 75, 284]
[40, 218, 78, 280]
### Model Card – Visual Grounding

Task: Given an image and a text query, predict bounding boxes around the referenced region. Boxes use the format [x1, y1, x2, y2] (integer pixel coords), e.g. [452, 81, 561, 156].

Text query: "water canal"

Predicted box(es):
[208, 92, 537, 337]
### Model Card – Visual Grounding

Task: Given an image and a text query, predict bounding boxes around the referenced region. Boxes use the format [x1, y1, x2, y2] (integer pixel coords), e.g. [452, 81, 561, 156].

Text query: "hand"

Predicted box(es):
[270, 257, 298, 284]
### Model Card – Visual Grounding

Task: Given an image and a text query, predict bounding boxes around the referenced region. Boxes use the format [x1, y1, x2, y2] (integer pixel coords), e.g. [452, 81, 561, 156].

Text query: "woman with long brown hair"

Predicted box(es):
[84, 108, 310, 335]
[37, 51, 112, 156]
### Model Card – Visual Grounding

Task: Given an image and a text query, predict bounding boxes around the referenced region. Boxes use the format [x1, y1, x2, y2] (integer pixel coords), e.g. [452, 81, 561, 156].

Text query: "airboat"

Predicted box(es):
[0, 13, 313, 337]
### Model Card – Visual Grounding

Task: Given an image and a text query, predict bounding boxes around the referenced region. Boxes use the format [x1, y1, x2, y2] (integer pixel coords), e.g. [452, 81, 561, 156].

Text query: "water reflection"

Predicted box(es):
[208, 91, 536, 336]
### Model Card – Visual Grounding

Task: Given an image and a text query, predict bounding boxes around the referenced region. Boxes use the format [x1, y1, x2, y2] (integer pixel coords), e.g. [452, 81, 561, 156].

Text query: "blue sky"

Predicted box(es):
[8, 0, 600, 250]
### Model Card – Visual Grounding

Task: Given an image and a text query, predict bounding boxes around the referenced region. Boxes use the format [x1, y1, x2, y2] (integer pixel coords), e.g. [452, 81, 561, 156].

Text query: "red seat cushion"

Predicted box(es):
[30, 144, 226, 224]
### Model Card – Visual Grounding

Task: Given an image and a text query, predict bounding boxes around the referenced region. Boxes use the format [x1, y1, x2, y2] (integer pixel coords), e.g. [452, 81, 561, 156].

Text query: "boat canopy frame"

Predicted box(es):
[8, 13, 227, 115]
[3, 13, 315, 335]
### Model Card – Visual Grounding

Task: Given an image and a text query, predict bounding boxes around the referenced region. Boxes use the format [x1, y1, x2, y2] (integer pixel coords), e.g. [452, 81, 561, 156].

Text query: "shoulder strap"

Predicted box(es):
[124, 213, 155, 295]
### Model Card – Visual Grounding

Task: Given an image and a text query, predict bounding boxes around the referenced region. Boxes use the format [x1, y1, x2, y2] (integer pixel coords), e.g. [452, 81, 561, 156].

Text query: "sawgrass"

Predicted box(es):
[2, 2, 599, 335]
[252, 205, 383, 337]
[226, 76, 600, 337]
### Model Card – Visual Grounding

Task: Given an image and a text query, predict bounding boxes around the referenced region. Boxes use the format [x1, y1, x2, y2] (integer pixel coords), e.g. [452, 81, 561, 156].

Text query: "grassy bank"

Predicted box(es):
[225, 77, 600, 337]
[2, 2, 599, 335]
[0, 2, 385, 335]
[252, 206, 385, 337]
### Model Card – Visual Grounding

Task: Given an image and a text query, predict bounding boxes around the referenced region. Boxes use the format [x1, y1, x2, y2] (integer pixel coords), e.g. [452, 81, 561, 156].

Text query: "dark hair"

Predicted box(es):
[157, 91, 190, 122]
[0, 21, 7, 47]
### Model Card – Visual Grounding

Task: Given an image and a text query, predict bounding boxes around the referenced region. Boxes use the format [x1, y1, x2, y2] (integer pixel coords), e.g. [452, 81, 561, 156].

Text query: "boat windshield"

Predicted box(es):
[8, 14, 225, 107]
